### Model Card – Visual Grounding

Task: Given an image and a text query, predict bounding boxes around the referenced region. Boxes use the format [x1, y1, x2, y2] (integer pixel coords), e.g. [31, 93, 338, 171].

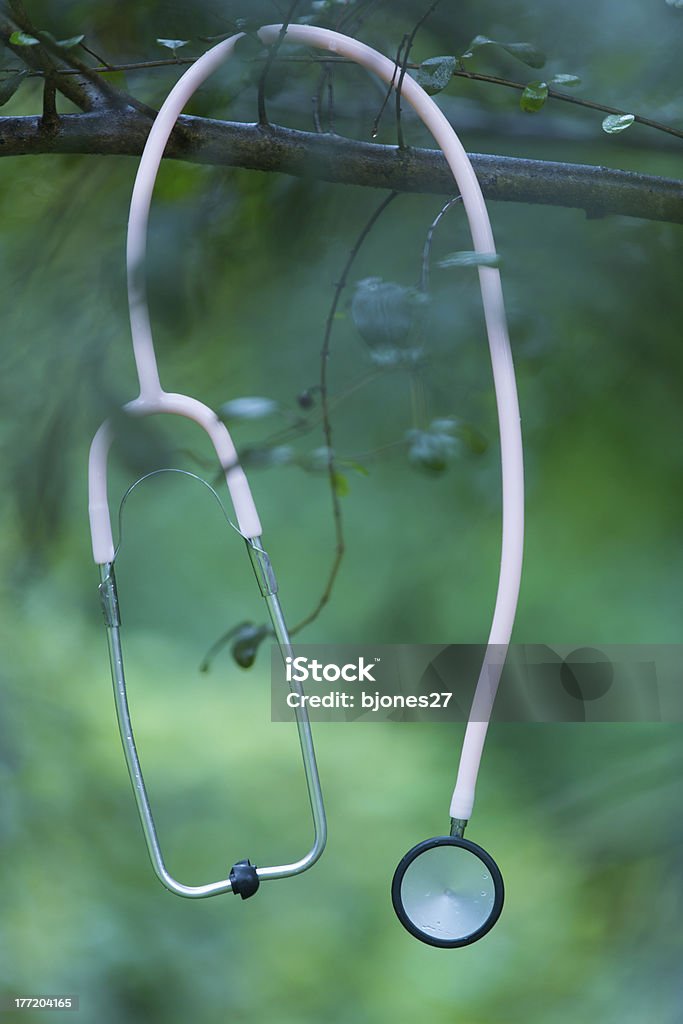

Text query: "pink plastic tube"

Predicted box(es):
[88, 23, 524, 823]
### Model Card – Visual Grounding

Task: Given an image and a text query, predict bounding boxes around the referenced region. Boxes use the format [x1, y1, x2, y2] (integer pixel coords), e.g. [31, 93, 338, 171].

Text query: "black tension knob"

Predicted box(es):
[229, 859, 260, 900]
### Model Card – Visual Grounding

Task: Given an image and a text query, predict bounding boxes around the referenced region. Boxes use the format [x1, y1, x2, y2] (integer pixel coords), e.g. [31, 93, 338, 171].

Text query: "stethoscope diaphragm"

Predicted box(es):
[391, 836, 504, 947]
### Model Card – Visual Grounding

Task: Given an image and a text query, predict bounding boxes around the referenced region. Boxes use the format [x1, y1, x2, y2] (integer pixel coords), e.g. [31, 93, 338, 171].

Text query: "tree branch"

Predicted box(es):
[0, 8, 100, 110]
[1, 1, 154, 114]
[0, 111, 680, 224]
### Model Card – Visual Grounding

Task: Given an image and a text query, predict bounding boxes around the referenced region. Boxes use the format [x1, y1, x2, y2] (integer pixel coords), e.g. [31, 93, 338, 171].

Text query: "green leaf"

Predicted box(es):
[406, 429, 455, 474]
[414, 55, 457, 96]
[9, 30, 39, 46]
[231, 624, 268, 669]
[405, 418, 488, 472]
[344, 460, 369, 477]
[0, 71, 27, 107]
[351, 277, 413, 348]
[332, 471, 350, 497]
[461, 35, 546, 69]
[351, 277, 427, 352]
[218, 396, 280, 421]
[156, 37, 190, 51]
[520, 80, 549, 112]
[502, 42, 547, 68]
[56, 34, 85, 49]
[550, 73, 581, 88]
[602, 113, 635, 134]
[437, 250, 501, 269]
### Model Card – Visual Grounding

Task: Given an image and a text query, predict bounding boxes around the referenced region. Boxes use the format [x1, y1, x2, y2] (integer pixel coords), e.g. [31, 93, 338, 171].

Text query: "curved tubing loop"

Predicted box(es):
[89, 32, 262, 565]
[89, 393, 260, 564]
[257, 24, 524, 822]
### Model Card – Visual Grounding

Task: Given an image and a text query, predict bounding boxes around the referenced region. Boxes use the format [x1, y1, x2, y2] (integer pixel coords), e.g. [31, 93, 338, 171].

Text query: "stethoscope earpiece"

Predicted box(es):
[392, 835, 504, 948]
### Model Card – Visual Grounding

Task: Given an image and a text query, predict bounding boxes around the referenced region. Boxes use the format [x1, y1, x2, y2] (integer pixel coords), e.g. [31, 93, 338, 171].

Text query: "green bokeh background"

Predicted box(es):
[1, 1, 681, 1022]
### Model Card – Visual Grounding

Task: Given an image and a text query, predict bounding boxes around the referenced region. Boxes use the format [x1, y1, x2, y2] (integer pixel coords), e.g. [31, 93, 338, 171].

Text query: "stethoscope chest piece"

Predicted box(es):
[391, 836, 504, 948]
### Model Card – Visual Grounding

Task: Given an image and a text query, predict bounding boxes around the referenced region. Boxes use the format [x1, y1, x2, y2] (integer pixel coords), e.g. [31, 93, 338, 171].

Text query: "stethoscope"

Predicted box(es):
[88, 23, 524, 948]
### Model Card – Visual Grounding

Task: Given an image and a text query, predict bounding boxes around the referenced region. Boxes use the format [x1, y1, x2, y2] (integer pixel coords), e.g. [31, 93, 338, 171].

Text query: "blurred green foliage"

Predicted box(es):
[0, 1, 682, 1022]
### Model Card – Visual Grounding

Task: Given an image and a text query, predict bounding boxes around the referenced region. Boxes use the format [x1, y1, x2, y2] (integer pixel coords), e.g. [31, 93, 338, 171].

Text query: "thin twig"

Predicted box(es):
[2, 50, 680, 142]
[2, 0, 157, 117]
[331, 0, 385, 106]
[312, 73, 323, 132]
[0, 6, 97, 110]
[290, 190, 399, 636]
[257, 0, 299, 126]
[371, 35, 407, 139]
[41, 73, 58, 128]
[345, 438, 406, 462]
[395, 0, 441, 149]
[7, 0, 120, 109]
[420, 195, 463, 292]
[313, 63, 332, 133]
[0, 56, 197, 75]
[452, 67, 683, 142]
[217, 372, 389, 479]
[79, 41, 114, 70]
[326, 63, 336, 133]
[337, 0, 382, 35]
[199, 622, 246, 673]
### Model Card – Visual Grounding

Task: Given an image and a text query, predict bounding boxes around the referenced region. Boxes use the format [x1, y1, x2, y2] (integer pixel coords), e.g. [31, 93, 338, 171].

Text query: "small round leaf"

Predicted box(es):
[156, 38, 190, 51]
[414, 56, 457, 96]
[550, 73, 581, 87]
[351, 278, 427, 357]
[406, 429, 455, 474]
[57, 34, 85, 49]
[520, 81, 549, 113]
[461, 36, 546, 69]
[9, 31, 39, 46]
[219, 396, 280, 421]
[231, 624, 267, 669]
[438, 250, 501, 269]
[601, 113, 635, 134]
